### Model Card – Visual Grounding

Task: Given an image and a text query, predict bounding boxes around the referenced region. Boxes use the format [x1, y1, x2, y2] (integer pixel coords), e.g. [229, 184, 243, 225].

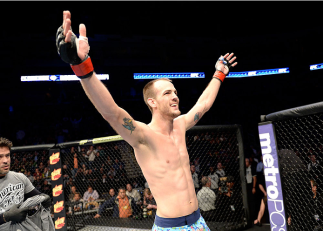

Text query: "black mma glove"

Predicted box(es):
[56, 26, 94, 79]
[3, 204, 28, 223]
[40, 193, 52, 209]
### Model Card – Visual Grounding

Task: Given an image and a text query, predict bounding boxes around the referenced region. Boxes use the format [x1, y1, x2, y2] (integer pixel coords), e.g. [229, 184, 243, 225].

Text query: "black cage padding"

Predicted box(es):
[262, 101, 323, 122]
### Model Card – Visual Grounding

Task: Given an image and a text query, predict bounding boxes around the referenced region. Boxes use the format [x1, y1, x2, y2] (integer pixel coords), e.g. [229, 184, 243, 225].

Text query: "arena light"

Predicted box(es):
[134, 72, 205, 79]
[310, 63, 323, 70]
[21, 74, 109, 82]
[227, 68, 289, 78]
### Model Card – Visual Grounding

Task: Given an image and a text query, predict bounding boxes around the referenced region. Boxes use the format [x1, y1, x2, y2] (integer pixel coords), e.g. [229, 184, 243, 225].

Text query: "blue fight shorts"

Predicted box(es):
[152, 208, 210, 231]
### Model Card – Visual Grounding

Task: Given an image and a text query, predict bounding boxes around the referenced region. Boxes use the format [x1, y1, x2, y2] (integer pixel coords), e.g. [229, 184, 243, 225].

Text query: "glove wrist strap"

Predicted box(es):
[213, 70, 226, 83]
[71, 56, 94, 79]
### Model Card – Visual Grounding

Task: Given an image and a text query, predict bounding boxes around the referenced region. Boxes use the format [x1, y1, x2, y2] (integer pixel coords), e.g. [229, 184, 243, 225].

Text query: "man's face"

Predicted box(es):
[210, 167, 214, 173]
[126, 184, 132, 192]
[72, 186, 76, 193]
[119, 189, 126, 199]
[245, 158, 250, 167]
[109, 189, 115, 197]
[74, 194, 80, 201]
[0, 147, 10, 176]
[190, 165, 195, 173]
[217, 163, 222, 169]
[310, 155, 316, 163]
[312, 185, 317, 194]
[88, 187, 93, 193]
[152, 80, 181, 119]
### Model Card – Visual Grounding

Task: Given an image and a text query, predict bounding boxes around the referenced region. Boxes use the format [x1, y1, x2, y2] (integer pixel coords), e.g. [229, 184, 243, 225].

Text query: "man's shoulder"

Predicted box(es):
[7, 171, 26, 179]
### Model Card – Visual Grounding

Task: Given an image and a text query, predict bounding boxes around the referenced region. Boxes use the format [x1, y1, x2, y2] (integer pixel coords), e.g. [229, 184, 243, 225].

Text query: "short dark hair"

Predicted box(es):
[201, 176, 210, 186]
[0, 137, 13, 151]
[118, 188, 126, 193]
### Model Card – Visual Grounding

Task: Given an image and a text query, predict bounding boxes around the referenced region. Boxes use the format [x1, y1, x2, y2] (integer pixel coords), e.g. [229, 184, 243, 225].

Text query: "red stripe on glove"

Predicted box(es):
[213, 71, 226, 82]
[71, 57, 94, 78]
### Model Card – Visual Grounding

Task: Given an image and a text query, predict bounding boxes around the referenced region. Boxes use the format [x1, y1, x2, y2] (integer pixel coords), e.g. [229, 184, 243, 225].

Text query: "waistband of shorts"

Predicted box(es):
[154, 208, 200, 228]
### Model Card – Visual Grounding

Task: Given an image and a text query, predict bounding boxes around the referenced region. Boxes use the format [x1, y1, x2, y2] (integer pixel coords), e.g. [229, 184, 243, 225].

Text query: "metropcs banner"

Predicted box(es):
[258, 122, 287, 231]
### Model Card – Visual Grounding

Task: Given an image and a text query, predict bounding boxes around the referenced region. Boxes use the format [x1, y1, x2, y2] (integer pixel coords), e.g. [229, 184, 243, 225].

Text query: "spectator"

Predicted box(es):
[69, 185, 78, 201]
[62, 164, 71, 187]
[102, 188, 116, 200]
[67, 192, 83, 215]
[194, 158, 201, 174]
[308, 180, 323, 230]
[143, 188, 157, 217]
[254, 171, 268, 226]
[256, 155, 264, 173]
[191, 165, 199, 193]
[208, 166, 219, 191]
[33, 168, 42, 178]
[215, 176, 242, 222]
[83, 185, 100, 210]
[79, 147, 87, 168]
[87, 169, 97, 185]
[197, 176, 216, 221]
[72, 153, 78, 178]
[42, 180, 51, 195]
[94, 188, 137, 218]
[87, 145, 97, 170]
[133, 181, 139, 189]
[245, 158, 257, 222]
[126, 183, 141, 204]
[216, 162, 226, 177]
[308, 154, 323, 184]
[107, 167, 116, 178]
[26, 171, 34, 183]
[42, 167, 51, 182]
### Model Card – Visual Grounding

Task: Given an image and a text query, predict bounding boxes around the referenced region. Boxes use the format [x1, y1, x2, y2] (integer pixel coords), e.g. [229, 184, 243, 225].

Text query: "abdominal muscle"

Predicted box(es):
[134, 137, 198, 218]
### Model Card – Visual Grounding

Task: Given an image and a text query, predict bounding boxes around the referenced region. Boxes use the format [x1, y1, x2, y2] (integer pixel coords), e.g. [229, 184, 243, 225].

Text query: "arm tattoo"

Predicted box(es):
[122, 118, 136, 134]
[194, 112, 202, 123]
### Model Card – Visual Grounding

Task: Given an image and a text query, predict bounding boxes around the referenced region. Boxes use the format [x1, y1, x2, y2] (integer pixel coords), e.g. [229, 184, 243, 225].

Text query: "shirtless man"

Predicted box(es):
[56, 10, 237, 230]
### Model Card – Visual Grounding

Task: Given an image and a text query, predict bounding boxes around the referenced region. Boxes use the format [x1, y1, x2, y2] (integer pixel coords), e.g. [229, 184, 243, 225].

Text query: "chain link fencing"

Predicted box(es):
[7, 125, 249, 231]
[260, 102, 323, 231]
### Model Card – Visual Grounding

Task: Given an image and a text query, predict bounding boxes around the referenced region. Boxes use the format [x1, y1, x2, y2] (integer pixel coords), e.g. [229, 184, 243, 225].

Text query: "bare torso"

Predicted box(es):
[133, 118, 198, 218]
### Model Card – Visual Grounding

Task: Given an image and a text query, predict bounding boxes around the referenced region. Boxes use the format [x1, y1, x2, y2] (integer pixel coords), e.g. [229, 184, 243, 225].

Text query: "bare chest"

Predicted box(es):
[135, 130, 189, 171]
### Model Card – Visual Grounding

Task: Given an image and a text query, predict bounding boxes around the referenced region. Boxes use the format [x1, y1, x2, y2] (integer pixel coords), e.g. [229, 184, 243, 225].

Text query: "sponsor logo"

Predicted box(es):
[55, 217, 65, 229]
[52, 184, 63, 197]
[51, 169, 62, 181]
[50, 152, 60, 165]
[54, 200, 64, 213]
[260, 131, 286, 231]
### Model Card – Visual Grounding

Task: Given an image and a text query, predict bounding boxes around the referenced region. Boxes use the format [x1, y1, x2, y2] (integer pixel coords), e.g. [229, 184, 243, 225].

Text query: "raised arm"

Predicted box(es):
[56, 11, 146, 148]
[178, 53, 237, 130]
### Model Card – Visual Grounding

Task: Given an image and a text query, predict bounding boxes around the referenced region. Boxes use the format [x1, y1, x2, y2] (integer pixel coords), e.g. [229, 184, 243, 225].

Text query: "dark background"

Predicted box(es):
[1, 1, 323, 155]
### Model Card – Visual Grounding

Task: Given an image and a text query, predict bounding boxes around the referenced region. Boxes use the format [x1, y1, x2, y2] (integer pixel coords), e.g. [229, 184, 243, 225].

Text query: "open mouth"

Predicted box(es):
[170, 104, 178, 108]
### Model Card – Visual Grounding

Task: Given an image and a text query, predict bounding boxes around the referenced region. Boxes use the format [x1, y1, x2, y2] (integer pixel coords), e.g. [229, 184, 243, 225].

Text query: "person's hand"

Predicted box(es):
[146, 204, 153, 209]
[94, 214, 101, 219]
[264, 192, 267, 197]
[62, 11, 89, 61]
[3, 204, 29, 223]
[215, 53, 237, 75]
[40, 193, 52, 208]
[252, 188, 256, 194]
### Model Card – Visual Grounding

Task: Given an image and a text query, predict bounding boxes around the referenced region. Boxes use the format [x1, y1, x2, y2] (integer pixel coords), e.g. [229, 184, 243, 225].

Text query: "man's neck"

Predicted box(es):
[149, 114, 174, 136]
